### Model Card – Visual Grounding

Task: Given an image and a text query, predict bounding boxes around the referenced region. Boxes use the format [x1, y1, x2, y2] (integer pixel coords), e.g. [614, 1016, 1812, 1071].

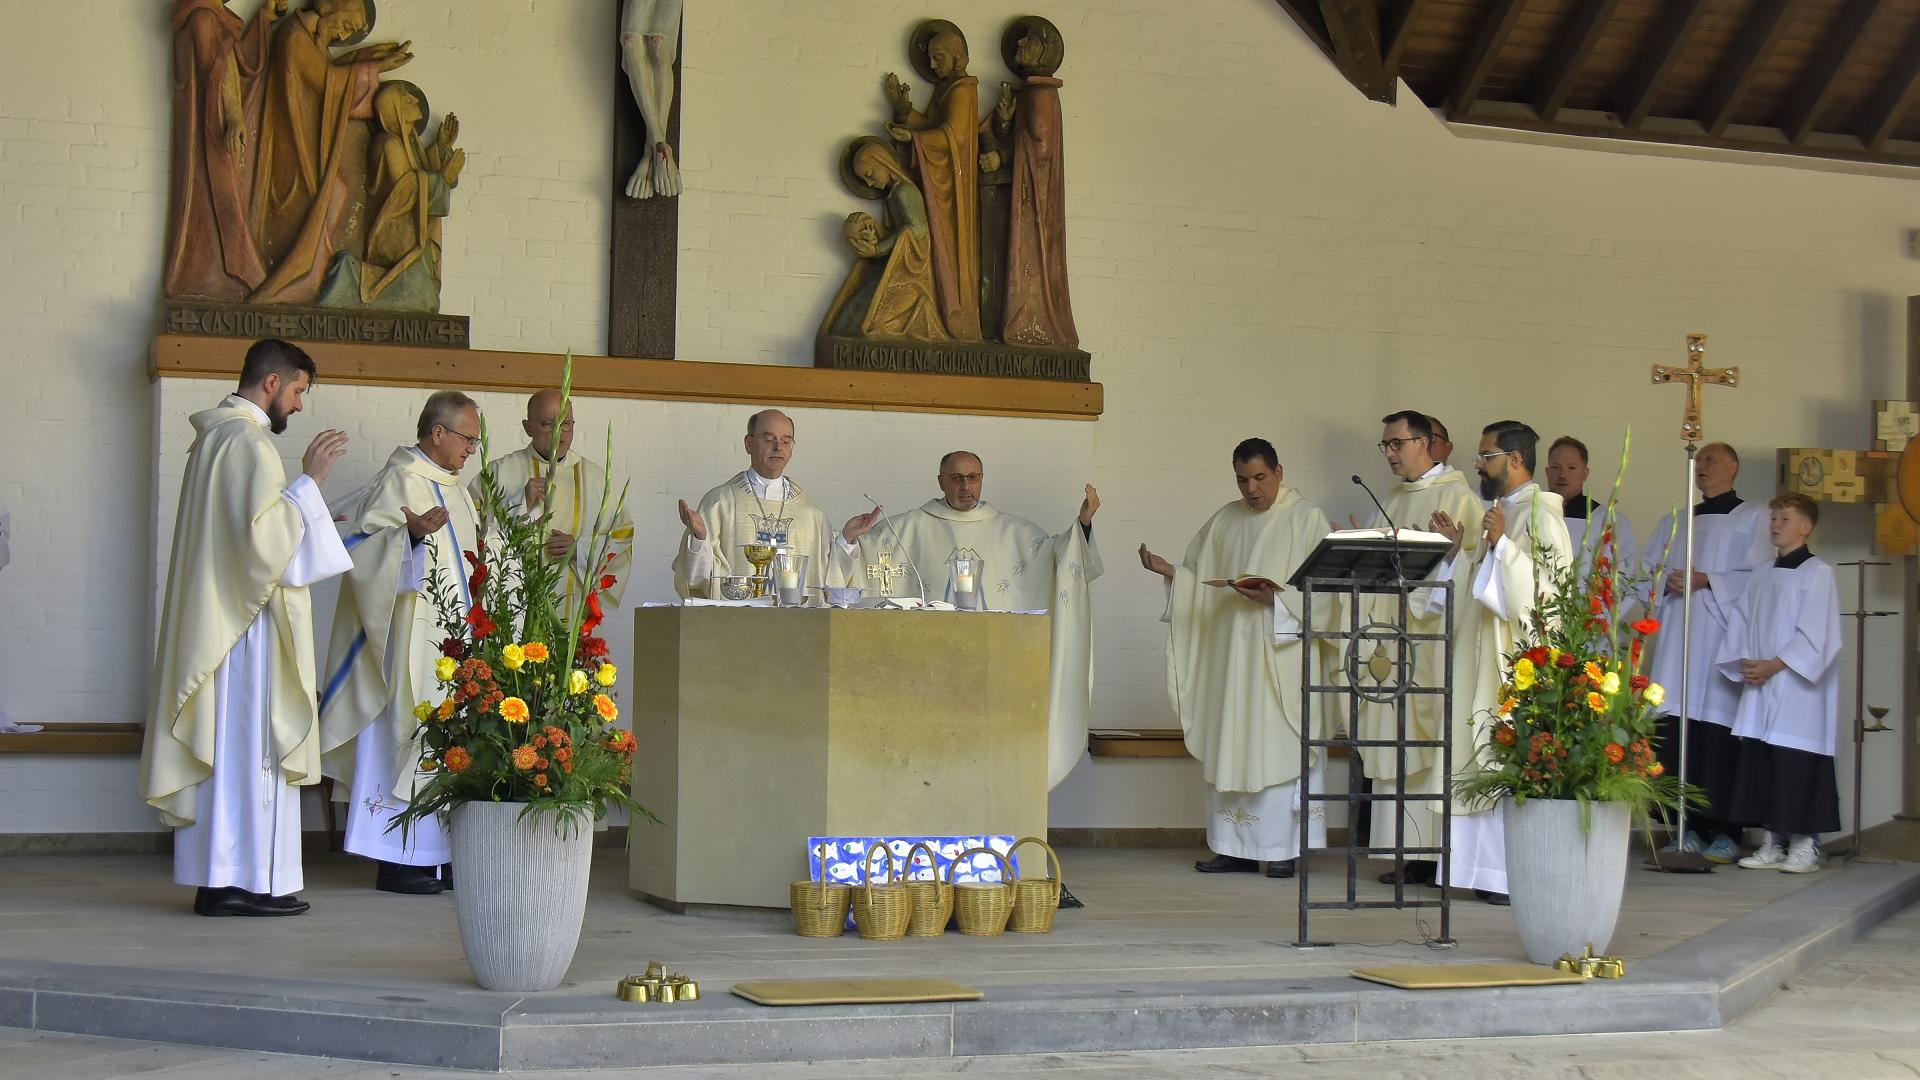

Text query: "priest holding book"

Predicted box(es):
[1140, 438, 1332, 879]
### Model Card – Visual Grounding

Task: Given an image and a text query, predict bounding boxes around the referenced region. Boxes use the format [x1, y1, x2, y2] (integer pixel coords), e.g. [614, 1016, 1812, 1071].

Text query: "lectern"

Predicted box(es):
[1290, 531, 1455, 945]
[627, 606, 1051, 910]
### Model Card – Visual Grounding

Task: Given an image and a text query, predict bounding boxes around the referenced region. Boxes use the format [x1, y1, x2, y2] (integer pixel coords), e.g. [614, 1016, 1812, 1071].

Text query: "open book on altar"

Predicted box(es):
[1326, 526, 1452, 545]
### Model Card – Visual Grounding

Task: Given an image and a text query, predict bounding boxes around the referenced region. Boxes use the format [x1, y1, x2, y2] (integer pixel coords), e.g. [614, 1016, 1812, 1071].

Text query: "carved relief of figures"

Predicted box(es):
[165, 0, 467, 319]
[249, 0, 411, 305]
[164, 0, 285, 301]
[885, 21, 984, 342]
[819, 16, 1087, 380]
[620, 0, 684, 199]
[999, 17, 1078, 349]
[820, 138, 949, 344]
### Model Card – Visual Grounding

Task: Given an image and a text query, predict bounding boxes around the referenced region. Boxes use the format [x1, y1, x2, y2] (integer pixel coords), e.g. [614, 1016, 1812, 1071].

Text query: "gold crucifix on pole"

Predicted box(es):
[1651, 333, 1740, 447]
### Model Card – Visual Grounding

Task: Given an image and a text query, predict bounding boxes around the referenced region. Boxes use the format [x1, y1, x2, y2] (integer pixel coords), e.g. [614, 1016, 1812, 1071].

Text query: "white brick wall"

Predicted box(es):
[2, 0, 1914, 833]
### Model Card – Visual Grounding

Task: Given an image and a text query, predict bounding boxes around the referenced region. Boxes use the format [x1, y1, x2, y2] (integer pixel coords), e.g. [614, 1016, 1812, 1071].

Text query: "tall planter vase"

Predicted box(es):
[450, 801, 594, 992]
[1501, 798, 1631, 966]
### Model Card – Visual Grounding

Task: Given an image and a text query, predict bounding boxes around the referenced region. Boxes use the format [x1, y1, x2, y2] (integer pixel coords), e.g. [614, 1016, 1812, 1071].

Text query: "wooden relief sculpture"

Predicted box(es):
[818, 17, 1089, 382]
[164, 0, 470, 343]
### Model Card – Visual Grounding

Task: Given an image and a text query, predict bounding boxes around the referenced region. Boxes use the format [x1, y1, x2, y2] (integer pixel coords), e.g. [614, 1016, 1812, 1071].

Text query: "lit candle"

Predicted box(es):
[778, 566, 801, 591]
[956, 566, 976, 592]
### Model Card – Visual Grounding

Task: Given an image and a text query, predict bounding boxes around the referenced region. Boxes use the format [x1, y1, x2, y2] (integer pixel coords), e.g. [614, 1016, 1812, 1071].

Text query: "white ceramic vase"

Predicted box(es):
[1501, 797, 1631, 966]
[449, 801, 594, 992]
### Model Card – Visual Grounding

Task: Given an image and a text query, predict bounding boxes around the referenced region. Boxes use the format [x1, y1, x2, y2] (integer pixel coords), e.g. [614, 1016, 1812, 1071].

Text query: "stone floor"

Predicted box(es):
[0, 846, 1827, 993]
[4, 895, 1917, 1079]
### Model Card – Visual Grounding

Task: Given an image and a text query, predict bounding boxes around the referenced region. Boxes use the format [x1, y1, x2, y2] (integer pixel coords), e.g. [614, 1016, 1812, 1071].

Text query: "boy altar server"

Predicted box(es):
[1718, 493, 1842, 874]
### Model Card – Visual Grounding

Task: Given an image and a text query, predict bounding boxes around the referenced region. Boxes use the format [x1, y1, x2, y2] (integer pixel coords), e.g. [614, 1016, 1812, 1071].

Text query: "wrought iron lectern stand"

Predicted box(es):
[1294, 536, 1455, 947]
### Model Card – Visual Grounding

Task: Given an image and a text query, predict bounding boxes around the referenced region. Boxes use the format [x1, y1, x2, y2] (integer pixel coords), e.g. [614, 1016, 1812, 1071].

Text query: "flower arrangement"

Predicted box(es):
[1456, 431, 1695, 825]
[396, 358, 651, 836]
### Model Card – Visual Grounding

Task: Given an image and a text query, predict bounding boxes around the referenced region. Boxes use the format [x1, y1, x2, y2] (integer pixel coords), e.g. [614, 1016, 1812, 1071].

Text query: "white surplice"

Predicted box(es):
[1563, 498, 1637, 592]
[1447, 482, 1572, 894]
[1715, 553, 1842, 756]
[1641, 497, 1773, 727]
[168, 397, 352, 894]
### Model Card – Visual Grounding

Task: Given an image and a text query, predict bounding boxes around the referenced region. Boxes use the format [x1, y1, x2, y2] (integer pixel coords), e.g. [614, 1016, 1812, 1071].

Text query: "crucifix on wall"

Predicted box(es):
[608, 0, 683, 359]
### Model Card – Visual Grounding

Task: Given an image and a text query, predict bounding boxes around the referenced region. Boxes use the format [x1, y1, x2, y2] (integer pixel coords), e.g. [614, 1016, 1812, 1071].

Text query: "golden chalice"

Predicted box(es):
[743, 544, 778, 597]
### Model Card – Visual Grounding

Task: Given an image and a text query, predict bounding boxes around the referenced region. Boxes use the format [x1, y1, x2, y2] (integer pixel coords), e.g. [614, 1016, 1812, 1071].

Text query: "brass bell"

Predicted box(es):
[655, 980, 678, 1004]
[669, 974, 700, 1001]
[616, 976, 653, 1003]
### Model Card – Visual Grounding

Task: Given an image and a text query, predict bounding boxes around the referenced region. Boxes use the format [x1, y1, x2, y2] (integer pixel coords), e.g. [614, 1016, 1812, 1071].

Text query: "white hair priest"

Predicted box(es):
[140, 339, 351, 918]
[472, 389, 634, 608]
[837, 449, 1104, 788]
[319, 391, 483, 896]
[1139, 438, 1333, 880]
[1430, 420, 1573, 905]
[672, 408, 876, 598]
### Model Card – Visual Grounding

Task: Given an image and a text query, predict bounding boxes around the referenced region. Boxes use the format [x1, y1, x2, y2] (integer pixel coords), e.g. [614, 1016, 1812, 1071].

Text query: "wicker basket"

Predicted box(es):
[850, 841, 913, 941]
[949, 845, 1015, 937]
[790, 843, 852, 938]
[902, 840, 955, 937]
[1007, 836, 1064, 934]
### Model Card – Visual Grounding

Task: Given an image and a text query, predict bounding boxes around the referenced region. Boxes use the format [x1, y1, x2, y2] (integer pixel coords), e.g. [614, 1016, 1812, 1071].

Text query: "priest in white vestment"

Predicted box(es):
[473, 389, 635, 609]
[836, 450, 1103, 790]
[140, 339, 351, 916]
[1718, 493, 1842, 874]
[1431, 421, 1572, 903]
[673, 408, 875, 598]
[1355, 411, 1486, 888]
[1141, 439, 1333, 879]
[320, 391, 483, 895]
[1545, 435, 1638, 591]
[1640, 442, 1773, 863]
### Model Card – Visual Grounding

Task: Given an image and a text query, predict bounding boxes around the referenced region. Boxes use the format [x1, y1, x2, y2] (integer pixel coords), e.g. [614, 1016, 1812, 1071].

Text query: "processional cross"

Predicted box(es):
[1650, 333, 1739, 448]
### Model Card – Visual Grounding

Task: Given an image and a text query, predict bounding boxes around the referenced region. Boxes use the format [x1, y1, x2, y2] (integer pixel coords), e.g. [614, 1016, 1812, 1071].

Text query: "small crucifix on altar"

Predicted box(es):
[866, 556, 909, 593]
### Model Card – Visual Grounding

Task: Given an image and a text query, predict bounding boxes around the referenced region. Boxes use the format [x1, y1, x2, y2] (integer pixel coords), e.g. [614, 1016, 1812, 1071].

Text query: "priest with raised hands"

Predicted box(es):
[473, 389, 634, 608]
[672, 408, 878, 598]
[1639, 441, 1774, 865]
[1430, 420, 1573, 905]
[320, 390, 483, 896]
[1139, 438, 1333, 880]
[838, 450, 1103, 786]
[140, 339, 350, 918]
[1354, 410, 1485, 889]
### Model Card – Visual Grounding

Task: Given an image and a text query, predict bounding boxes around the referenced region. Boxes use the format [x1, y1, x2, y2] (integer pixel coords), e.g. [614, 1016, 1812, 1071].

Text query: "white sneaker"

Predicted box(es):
[1738, 842, 1785, 869]
[1780, 836, 1822, 874]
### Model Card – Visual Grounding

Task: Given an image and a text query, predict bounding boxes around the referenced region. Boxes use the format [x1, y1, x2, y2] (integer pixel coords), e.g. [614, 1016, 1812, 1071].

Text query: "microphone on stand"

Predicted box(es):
[861, 494, 927, 604]
[1351, 474, 1405, 583]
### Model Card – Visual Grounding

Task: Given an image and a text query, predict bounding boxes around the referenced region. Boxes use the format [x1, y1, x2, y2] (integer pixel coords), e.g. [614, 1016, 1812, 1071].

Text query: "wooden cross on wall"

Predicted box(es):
[1651, 333, 1739, 448]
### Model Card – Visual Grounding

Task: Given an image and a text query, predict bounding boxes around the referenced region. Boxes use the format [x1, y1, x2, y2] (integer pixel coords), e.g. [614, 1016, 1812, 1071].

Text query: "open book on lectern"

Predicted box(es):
[1285, 527, 1454, 589]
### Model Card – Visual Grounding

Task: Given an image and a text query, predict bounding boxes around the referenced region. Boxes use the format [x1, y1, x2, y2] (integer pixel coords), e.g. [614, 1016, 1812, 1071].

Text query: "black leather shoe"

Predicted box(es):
[1265, 859, 1297, 879]
[439, 863, 454, 890]
[1193, 854, 1260, 874]
[193, 886, 254, 916]
[1057, 884, 1083, 909]
[252, 893, 311, 915]
[376, 861, 447, 895]
[1376, 860, 1437, 886]
[1475, 889, 1510, 906]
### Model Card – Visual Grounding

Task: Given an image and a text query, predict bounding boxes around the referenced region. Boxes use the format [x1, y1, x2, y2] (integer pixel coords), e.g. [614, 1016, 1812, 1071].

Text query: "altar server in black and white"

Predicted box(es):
[1717, 493, 1842, 874]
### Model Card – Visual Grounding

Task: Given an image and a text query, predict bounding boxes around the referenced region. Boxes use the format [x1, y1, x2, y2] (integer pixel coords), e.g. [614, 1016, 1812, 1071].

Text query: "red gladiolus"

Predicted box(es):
[1632, 617, 1661, 635]
[580, 590, 605, 638]
[1589, 596, 1605, 615]
[466, 606, 497, 639]
[599, 574, 618, 592]
[1525, 646, 1549, 666]
[463, 550, 489, 597]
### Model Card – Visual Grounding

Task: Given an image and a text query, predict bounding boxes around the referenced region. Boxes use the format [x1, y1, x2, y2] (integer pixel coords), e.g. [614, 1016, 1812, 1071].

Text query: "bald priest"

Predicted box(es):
[837, 450, 1104, 793]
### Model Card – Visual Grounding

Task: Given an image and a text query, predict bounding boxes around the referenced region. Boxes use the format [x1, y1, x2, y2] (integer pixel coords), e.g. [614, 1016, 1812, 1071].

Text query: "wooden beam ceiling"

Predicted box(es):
[1271, 0, 1920, 169]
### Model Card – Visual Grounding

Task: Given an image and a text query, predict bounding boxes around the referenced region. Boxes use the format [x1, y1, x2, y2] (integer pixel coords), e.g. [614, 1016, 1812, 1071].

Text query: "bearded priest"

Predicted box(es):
[320, 391, 483, 896]
[1430, 420, 1573, 905]
[141, 339, 351, 918]
[1139, 438, 1333, 880]
[837, 451, 1103, 785]
[473, 389, 634, 608]
[672, 408, 877, 598]
[1354, 410, 1485, 890]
